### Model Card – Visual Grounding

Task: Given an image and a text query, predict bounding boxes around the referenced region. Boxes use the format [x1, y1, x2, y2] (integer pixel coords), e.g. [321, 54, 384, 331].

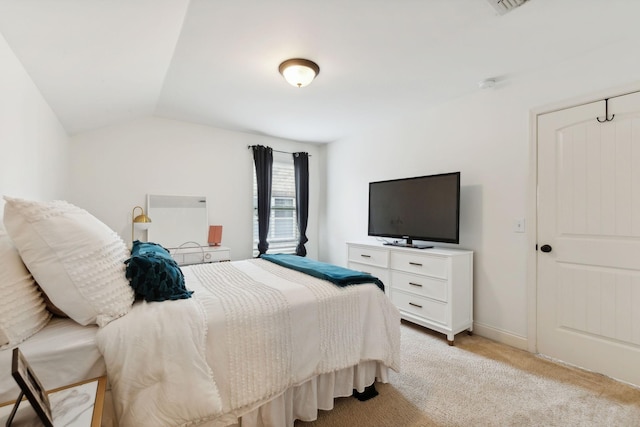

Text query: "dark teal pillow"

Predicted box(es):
[124, 241, 193, 302]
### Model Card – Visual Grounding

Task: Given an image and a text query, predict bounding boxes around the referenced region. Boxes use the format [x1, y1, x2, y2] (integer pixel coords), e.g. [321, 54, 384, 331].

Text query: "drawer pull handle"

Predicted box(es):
[360, 254, 371, 258]
[409, 262, 423, 267]
[409, 302, 423, 308]
[409, 282, 423, 287]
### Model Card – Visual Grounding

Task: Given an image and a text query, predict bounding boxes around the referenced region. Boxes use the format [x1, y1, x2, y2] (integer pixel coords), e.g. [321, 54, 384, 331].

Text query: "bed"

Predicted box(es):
[0, 196, 401, 427]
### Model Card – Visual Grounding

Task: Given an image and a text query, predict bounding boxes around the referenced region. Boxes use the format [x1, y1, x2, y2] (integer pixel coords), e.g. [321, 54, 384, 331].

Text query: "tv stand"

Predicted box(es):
[383, 242, 433, 249]
[347, 242, 473, 345]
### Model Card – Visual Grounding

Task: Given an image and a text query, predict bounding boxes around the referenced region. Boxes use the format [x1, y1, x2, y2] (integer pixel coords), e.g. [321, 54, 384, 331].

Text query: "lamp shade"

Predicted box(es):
[278, 58, 320, 88]
[208, 225, 223, 246]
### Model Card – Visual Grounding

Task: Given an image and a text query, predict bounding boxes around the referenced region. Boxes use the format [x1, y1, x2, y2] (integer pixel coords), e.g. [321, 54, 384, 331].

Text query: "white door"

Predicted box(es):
[537, 91, 640, 387]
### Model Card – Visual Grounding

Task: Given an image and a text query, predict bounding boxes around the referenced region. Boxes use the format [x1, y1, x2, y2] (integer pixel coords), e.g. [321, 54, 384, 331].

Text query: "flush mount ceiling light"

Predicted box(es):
[278, 58, 320, 88]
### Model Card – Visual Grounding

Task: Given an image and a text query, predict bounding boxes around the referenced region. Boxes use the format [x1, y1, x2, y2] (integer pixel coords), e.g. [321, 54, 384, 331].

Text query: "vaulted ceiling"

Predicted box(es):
[0, 0, 638, 143]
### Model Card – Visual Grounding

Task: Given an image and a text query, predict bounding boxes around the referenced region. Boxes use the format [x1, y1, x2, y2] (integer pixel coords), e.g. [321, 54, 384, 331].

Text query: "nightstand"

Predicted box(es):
[0, 376, 107, 427]
[169, 244, 231, 266]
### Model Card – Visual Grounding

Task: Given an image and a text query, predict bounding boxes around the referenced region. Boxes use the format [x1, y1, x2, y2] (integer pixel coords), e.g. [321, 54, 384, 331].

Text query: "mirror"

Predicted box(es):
[146, 195, 208, 248]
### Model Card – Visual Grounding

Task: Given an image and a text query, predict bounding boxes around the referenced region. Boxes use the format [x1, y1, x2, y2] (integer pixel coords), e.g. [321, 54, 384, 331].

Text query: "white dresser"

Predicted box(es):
[169, 245, 231, 266]
[347, 241, 473, 345]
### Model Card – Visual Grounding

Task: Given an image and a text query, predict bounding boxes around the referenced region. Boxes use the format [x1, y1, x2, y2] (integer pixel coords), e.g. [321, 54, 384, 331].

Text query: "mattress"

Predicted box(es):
[0, 317, 104, 404]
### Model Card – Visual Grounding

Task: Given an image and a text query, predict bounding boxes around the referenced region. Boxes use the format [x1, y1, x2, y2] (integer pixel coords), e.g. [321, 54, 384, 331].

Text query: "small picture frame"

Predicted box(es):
[9, 348, 54, 427]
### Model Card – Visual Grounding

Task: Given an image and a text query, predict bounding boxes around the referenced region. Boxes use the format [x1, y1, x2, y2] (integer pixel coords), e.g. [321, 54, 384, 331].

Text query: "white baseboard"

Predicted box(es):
[472, 322, 529, 351]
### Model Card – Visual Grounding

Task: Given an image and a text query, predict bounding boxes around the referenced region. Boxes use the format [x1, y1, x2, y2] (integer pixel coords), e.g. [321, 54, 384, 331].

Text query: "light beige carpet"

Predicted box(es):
[297, 321, 640, 426]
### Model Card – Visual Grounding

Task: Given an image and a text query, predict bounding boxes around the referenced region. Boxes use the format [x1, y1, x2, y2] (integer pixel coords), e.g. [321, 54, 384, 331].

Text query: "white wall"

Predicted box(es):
[322, 36, 640, 349]
[68, 117, 323, 261]
[5, 6, 640, 351]
[0, 32, 69, 218]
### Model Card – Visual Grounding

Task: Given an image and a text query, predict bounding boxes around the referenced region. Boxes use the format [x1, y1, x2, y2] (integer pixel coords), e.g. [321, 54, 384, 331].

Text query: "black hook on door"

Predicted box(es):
[596, 98, 615, 123]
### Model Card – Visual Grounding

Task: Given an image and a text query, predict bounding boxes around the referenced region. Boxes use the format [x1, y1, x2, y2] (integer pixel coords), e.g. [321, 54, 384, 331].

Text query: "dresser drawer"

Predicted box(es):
[348, 245, 388, 268]
[391, 270, 447, 302]
[391, 290, 447, 325]
[349, 262, 387, 280]
[390, 252, 448, 279]
[348, 262, 390, 293]
[203, 248, 230, 262]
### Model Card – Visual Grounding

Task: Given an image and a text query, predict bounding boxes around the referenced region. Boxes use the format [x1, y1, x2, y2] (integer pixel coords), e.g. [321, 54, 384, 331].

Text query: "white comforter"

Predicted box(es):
[97, 259, 400, 427]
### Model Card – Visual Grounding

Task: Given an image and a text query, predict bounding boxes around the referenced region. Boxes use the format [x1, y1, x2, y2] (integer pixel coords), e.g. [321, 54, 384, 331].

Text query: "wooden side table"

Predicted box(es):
[0, 376, 107, 427]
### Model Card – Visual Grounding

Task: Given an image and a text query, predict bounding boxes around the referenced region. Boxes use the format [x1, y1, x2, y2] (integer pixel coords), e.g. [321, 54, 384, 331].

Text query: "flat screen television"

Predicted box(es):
[368, 172, 460, 248]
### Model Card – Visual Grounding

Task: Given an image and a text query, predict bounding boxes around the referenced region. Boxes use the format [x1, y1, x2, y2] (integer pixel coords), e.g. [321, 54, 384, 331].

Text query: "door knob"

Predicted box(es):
[540, 244, 552, 253]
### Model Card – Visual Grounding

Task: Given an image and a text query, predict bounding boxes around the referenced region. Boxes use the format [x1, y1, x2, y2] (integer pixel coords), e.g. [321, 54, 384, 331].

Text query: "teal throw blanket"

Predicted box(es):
[260, 254, 384, 292]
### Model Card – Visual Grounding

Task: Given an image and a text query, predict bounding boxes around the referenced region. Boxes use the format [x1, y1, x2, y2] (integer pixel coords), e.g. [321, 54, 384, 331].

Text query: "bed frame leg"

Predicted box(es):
[352, 383, 379, 401]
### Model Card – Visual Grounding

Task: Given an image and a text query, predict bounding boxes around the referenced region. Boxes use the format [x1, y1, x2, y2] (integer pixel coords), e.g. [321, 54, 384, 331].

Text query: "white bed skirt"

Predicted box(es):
[101, 361, 389, 427]
[231, 360, 389, 427]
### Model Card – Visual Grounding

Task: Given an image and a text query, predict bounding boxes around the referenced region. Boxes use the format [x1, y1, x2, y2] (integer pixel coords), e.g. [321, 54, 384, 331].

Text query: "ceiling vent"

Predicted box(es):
[486, 0, 529, 15]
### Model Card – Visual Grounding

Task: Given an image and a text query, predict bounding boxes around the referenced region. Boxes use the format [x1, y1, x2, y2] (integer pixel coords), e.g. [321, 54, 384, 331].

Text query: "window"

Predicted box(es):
[253, 154, 299, 254]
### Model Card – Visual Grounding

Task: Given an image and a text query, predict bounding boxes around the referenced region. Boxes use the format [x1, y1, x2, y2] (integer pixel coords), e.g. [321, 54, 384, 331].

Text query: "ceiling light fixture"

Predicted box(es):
[278, 58, 320, 88]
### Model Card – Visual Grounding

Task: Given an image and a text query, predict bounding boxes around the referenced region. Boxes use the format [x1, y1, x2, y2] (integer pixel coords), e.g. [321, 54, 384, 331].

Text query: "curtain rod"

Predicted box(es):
[247, 145, 311, 156]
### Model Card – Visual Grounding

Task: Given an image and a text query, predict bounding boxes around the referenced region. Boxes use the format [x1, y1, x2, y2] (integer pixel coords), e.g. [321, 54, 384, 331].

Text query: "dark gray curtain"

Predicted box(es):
[252, 145, 273, 255]
[293, 152, 309, 256]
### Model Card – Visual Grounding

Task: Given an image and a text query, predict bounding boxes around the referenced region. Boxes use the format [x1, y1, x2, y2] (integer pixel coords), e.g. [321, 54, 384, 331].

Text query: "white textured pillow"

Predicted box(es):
[2, 196, 134, 327]
[0, 227, 51, 349]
